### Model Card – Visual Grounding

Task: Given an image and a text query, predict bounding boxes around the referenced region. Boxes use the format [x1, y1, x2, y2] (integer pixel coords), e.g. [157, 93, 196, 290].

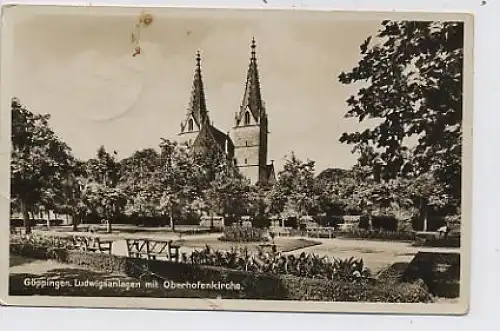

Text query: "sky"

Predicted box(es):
[11, 7, 383, 174]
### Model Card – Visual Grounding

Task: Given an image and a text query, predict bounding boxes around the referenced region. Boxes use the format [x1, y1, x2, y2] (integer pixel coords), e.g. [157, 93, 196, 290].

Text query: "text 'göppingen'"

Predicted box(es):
[23, 278, 243, 292]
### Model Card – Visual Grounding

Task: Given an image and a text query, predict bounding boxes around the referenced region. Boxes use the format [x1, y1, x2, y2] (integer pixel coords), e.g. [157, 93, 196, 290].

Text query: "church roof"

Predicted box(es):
[259, 164, 276, 185]
[193, 123, 234, 159]
[236, 38, 265, 124]
[181, 51, 209, 132]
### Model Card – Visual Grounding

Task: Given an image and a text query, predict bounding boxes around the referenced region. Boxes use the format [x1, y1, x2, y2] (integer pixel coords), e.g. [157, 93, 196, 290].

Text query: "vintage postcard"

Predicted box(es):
[0, 5, 472, 314]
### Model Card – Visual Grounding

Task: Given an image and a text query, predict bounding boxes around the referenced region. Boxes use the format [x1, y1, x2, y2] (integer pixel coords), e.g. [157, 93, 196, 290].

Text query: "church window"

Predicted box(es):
[188, 119, 194, 131]
[234, 159, 238, 165]
[245, 141, 248, 146]
[245, 158, 248, 164]
[244, 111, 251, 125]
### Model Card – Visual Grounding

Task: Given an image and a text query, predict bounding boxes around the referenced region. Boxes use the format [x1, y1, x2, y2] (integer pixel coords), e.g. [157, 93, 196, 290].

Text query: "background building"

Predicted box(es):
[178, 39, 275, 185]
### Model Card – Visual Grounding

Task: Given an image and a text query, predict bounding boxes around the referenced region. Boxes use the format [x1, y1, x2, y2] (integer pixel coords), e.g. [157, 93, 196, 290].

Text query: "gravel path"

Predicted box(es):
[31, 229, 460, 273]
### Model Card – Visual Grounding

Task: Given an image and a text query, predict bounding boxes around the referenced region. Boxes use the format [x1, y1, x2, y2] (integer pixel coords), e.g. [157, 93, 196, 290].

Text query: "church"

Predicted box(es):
[178, 39, 276, 186]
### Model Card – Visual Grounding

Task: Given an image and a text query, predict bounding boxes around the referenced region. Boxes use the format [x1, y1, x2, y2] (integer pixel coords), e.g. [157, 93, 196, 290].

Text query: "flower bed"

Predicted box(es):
[219, 225, 269, 243]
[189, 245, 370, 281]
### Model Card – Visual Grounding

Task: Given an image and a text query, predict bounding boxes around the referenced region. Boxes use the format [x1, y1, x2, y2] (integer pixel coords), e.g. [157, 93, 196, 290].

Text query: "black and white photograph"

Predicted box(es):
[0, 5, 472, 314]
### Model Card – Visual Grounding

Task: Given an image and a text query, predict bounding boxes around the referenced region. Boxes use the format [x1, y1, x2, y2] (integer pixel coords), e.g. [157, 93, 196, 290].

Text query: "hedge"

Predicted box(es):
[413, 237, 461, 248]
[11, 218, 64, 227]
[335, 229, 416, 242]
[10, 241, 432, 302]
[402, 251, 460, 298]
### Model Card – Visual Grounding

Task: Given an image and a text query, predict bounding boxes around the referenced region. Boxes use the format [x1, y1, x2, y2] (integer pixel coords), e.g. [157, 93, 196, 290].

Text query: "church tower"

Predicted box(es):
[179, 51, 209, 147]
[230, 38, 274, 185]
[179, 51, 235, 160]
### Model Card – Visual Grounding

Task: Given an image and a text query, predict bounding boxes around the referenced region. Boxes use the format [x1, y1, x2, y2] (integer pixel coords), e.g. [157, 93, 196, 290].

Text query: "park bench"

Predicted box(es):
[306, 227, 335, 238]
[72, 235, 113, 254]
[270, 227, 293, 237]
[10, 227, 25, 236]
[125, 238, 180, 262]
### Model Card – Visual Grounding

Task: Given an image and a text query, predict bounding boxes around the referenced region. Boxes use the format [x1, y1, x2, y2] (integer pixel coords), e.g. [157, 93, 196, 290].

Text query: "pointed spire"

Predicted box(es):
[239, 38, 264, 124]
[251, 37, 256, 60]
[196, 50, 202, 72]
[182, 50, 209, 131]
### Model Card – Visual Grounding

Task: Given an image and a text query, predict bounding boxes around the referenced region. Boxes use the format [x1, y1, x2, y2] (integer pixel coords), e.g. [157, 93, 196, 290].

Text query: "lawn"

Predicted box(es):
[173, 236, 321, 253]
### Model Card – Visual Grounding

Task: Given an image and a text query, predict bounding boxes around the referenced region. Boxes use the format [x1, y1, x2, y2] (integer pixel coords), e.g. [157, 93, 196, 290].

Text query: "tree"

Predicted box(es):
[187, 137, 251, 228]
[83, 146, 126, 233]
[158, 139, 202, 232]
[203, 159, 250, 226]
[338, 21, 463, 204]
[119, 148, 163, 219]
[271, 153, 317, 220]
[246, 184, 273, 225]
[58, 160, 88, 232]
[11, 97, 74, 233]
[404, 172, 451, 231]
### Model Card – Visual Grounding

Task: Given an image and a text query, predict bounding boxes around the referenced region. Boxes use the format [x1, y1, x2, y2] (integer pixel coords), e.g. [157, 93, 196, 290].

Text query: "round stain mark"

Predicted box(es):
[76, 54, 149, 123]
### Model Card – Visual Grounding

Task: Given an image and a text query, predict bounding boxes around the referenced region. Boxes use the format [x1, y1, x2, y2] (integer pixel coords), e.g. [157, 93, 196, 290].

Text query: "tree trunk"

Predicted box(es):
[20, 199, 31, 234]
[106, 208, 112, 233]
[72, 212, 78, 232]
[422, 209, 428, 232]
[420, 198, 428, 232]
[170, 210, 175, 232]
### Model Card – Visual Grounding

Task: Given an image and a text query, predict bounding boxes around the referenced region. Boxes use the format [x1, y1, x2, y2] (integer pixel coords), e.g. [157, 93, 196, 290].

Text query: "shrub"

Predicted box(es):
[358, 214, 370, 229]
[219, 225, 268, 243]
[402, 252, 460, 298]
[328, 215, 344, 227]
[371, 215, 398, 231]
[411, 216, 447, 232]
[335, 229, 416, 242]
[376, 262, 410, 283]
[10, 239, 68, 261]
[413, 237, 460, 248]
[445, 214, 461, 226]
[251, 215, 271, 228]
[283, 277, 432, 303]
